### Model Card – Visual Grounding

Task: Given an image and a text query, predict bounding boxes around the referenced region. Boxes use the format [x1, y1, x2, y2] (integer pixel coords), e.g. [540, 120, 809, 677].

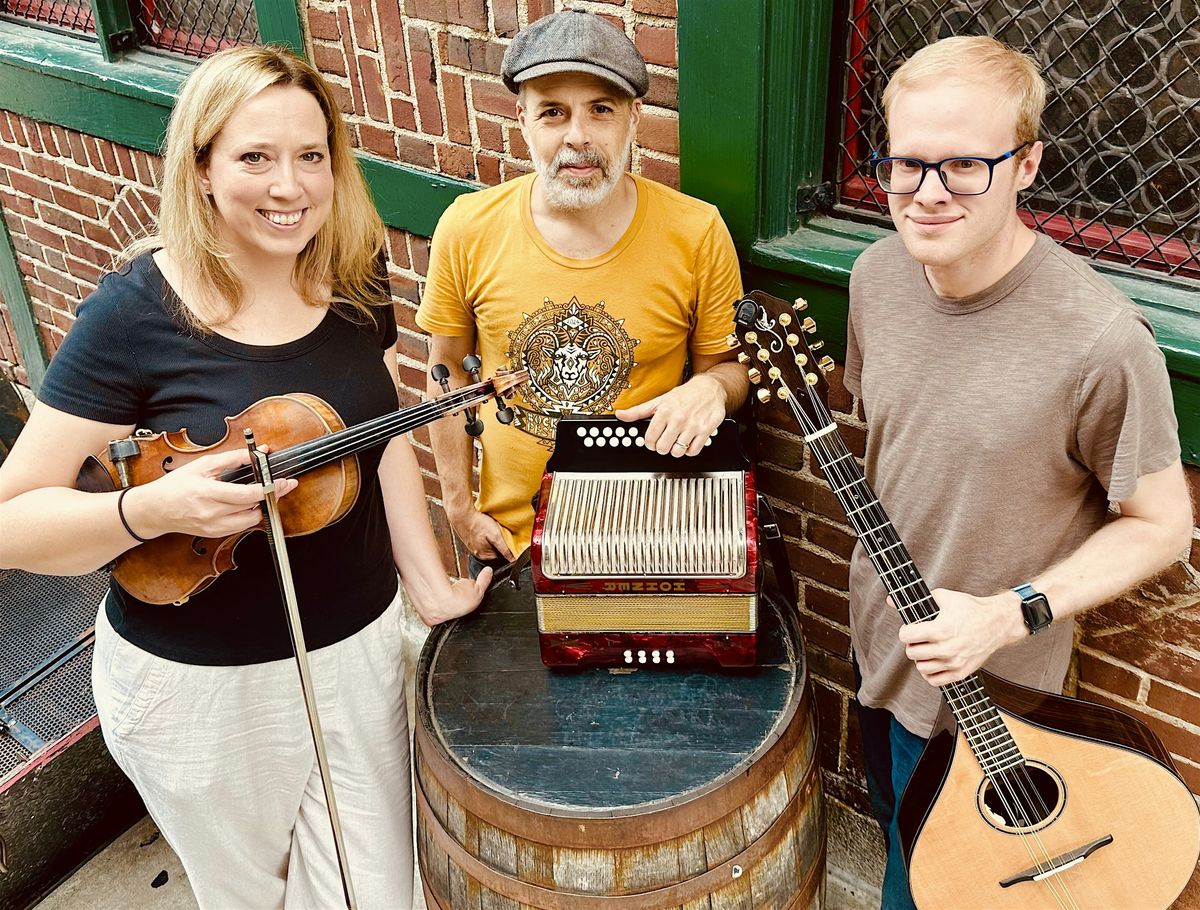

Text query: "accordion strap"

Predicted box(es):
[757, 495, 798, 608]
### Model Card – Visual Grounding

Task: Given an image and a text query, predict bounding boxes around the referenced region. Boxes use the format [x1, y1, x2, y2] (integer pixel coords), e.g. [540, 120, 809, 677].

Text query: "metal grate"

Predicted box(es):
[132, 0, 259, 59]
[0, 0, 95, 34]
[0, 569, 107, 778]
[836, 1, 1200, 281]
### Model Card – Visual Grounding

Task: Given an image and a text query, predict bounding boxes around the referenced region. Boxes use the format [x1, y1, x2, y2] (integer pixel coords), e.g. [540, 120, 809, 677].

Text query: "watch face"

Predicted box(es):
[1021, 592, 1052, 632]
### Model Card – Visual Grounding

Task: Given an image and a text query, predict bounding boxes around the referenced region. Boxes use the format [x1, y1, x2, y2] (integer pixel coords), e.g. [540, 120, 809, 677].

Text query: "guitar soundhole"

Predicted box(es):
[977, 762, 1065, 833]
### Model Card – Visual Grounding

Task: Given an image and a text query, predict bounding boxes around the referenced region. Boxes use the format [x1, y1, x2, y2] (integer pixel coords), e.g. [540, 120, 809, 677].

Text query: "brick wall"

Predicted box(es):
[1, 0, 1198, 899]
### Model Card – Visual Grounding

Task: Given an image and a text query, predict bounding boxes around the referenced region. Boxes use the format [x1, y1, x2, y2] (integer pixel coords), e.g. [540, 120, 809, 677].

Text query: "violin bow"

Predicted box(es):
[246, 430, 358, 910]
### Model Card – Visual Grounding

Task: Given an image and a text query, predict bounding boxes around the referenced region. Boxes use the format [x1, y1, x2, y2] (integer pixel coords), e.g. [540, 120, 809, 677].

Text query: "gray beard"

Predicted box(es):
[532, 134, 634, 213]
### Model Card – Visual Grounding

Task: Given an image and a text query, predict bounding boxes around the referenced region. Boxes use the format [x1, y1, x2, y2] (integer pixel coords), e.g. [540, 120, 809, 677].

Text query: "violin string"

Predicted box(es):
[780, 382, 1074, 907]
[218, 383, 498, 484]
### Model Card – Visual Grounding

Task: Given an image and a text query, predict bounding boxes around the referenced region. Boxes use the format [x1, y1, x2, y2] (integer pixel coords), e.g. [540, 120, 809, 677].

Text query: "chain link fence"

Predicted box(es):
[834, 0, 1200, 281]
[132, 0, 258, 58]
[0, 0, 95, 35]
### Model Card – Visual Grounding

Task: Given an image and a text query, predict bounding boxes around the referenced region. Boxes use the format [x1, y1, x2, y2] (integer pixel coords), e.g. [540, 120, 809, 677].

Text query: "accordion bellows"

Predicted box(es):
[532, 417, 760, 668]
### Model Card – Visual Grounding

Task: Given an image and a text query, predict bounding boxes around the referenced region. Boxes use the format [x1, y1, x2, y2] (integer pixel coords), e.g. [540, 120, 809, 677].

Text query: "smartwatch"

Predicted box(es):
[1012, 583, 1053, 635]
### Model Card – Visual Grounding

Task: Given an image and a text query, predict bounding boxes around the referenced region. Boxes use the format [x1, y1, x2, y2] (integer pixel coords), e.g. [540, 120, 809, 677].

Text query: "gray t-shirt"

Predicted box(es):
[844, 233, 1180, 738]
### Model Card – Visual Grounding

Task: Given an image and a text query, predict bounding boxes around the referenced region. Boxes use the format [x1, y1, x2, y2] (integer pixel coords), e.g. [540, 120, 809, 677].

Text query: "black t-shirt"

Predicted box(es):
[39, 253, 401, 665]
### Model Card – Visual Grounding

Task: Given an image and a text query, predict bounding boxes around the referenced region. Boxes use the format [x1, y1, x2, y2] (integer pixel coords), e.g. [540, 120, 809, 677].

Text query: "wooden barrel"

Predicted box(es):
[415, 569, 825, 909]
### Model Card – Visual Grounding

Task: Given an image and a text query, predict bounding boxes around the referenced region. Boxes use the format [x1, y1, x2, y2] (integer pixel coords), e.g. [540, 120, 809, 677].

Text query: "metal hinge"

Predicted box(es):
[106, 29, 137, 54]
[797, 181, 836, 216]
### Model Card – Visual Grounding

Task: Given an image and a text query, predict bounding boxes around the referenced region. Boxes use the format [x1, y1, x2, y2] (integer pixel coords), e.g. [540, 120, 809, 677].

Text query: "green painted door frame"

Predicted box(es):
[0, 202, 47, 390]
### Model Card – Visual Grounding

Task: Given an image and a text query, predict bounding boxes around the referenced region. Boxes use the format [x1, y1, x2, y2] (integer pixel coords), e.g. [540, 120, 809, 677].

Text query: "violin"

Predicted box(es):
[76, 358, 527, 605]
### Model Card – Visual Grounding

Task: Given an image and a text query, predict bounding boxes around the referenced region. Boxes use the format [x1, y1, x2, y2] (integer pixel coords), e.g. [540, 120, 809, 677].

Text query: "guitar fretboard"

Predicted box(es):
[804, 424, 1025, 777]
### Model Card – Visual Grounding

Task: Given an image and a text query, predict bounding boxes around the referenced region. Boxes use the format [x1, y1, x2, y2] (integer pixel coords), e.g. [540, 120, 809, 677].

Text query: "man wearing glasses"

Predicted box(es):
[843, 35, 1190, 909]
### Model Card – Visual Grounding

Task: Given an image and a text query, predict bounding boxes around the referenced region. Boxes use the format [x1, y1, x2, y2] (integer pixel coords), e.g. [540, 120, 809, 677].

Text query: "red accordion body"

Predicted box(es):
[531, 417, 760, 668]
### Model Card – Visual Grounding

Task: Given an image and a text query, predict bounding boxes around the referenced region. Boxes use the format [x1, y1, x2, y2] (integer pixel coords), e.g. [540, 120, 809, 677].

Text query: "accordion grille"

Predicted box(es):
[540, 472, 748, 578]
[537, 594, 758, 632]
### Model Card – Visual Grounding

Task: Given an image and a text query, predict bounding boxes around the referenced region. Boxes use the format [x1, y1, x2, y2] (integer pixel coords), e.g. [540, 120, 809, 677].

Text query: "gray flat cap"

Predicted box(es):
[502, 10, 649, 98]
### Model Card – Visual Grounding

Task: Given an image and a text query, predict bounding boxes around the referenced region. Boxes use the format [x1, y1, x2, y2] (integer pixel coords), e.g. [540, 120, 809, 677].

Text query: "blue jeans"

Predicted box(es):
[855, 663, 925, 910]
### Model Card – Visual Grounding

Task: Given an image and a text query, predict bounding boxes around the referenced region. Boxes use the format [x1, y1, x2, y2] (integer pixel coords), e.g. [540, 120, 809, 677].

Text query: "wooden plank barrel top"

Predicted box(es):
[418, 570, 805, 816]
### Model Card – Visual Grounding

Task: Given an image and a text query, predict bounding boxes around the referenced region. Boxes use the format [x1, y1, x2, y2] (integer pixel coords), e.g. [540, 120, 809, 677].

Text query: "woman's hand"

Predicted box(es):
[411, 567, 492, 626]
[123, 448, 298, 540]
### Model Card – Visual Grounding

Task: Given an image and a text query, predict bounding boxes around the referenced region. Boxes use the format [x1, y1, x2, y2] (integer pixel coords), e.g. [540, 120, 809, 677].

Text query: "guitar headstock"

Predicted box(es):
[727, 290, 836, 437]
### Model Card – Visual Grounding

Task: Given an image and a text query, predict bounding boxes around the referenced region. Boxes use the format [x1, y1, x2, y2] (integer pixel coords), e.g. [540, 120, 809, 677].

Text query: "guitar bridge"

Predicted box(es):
[998, 834, 1113, 887]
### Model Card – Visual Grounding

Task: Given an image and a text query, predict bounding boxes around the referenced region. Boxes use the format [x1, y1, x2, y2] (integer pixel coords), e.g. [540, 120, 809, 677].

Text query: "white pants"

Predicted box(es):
[92, 594, 413, 910]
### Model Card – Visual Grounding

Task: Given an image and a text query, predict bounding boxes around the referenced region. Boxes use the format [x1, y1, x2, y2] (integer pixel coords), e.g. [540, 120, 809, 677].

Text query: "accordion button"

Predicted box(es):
[623, 650, 633, 663]
[589, 427, 599, 437]
[577, 427, 587, 437]
[638, 651, 647, 664]
[622, 437, 632, 446]
[666, 650, 675, 663]
[652, 651, 661, 664]
[584, 438, 594, 447]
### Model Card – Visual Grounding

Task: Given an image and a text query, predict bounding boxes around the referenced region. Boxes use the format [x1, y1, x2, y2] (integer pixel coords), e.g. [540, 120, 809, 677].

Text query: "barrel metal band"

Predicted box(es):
[417, 761, 822, 910]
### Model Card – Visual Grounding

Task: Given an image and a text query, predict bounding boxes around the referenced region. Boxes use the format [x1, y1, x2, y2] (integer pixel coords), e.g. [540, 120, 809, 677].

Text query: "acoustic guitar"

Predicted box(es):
[729, 289, 1200, 909]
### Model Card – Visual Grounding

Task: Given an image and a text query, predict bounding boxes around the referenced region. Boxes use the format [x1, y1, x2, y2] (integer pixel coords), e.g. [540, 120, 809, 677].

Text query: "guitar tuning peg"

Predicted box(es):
[794, 353, 808, 366]
[756, 349, 771, 362]
[818, 356, 836, 373]
[725, 333, 740, 349]
[756, 388, 772, 403]
[776, 387, 790, 400]
[801, 317, 818, 334]
[747, 368, 762, 384]
[809, 339, 825, 351]
[744, 331, 758, 344]
[785, 333, 799, 346]
[737, 351, 751, 364]
[793, 298, 808, 312]
[805, 372, 820, 386]
[778, 312, 792, 326]
[767, 366, 781, 381]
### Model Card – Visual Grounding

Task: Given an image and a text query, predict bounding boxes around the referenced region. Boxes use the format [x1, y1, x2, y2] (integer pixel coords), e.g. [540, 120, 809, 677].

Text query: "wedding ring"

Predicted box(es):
[673, 440, 688, 448]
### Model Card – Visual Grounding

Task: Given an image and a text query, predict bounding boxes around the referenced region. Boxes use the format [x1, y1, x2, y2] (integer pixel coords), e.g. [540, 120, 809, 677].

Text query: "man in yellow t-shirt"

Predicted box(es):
[416, 10, 747, 575]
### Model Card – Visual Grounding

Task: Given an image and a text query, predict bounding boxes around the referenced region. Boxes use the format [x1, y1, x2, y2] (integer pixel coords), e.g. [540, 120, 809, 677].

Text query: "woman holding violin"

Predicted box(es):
[0, 46, 485, 908]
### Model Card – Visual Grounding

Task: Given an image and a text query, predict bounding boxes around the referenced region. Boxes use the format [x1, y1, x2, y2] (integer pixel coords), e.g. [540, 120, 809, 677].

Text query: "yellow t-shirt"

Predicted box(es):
[416, 173, 743, 556]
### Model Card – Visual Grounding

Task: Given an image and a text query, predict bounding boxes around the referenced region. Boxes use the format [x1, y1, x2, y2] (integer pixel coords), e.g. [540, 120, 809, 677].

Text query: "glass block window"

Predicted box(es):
[132, 0, 258, 59]
[0, 0, 95, 35]
[836, 1, 1200, 281]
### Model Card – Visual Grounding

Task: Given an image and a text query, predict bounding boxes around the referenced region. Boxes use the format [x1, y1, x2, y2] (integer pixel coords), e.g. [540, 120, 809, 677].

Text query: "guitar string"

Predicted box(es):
[777, 379, 1077, 906]
[801, 415, 1079, 909]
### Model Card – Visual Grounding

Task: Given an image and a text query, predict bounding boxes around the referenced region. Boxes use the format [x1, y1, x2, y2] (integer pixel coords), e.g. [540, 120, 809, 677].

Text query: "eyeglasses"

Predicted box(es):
[870, 142, 1030, 196]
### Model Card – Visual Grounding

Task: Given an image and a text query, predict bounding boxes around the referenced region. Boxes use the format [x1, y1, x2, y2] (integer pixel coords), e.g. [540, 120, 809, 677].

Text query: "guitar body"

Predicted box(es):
[900, 671, 1200, 909]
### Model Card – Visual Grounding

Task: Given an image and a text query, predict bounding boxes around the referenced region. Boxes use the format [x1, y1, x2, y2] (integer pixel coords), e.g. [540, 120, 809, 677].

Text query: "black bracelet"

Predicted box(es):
[116, 487, 148, 544]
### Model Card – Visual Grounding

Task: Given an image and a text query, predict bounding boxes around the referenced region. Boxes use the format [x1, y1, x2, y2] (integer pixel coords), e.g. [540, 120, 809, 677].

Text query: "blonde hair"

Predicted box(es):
[882, 36, 1046, 152]
[125, 45, 387, 331]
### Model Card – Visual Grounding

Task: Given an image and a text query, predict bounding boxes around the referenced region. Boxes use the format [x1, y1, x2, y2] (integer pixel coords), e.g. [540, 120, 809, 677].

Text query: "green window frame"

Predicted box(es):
[677, 0, 1200, 463]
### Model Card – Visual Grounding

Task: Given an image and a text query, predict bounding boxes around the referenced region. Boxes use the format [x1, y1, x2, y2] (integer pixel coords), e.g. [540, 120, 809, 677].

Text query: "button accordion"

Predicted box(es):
[531, 416, 761, 668]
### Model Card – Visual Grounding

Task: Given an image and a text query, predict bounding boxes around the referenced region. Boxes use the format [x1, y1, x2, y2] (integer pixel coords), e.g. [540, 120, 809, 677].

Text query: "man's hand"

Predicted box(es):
[411, 568, 492, 626]
[615, 373, 726, 457]
[448, 504, 515, 562]
[896, 588, 1028, 686]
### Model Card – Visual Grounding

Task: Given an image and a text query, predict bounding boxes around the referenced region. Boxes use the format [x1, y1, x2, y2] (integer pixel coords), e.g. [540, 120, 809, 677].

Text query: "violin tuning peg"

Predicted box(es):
[801, 317, 818, 334]
[818, 356, 836, 373]
[496, 406, 515, 425]
[756, 388, 772, 403]
[736, 351, 751, 364]
[465, 418, 485, 437]
[462, 355, 482, 373]
[431, 363, 449, 382]
[793, 298, 808, 312]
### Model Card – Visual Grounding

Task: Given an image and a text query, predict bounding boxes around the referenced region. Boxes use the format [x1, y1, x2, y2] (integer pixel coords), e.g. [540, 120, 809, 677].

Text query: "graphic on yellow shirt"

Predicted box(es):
[506, 296, 639, 447]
